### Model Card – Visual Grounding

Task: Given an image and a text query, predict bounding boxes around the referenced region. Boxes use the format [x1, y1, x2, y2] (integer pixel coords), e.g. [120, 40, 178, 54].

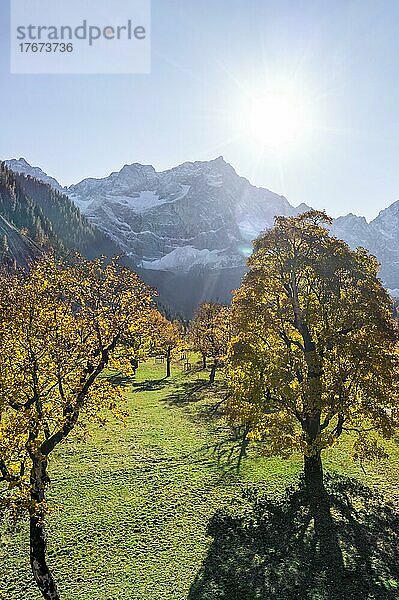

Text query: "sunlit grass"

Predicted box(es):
[2, 357, 398, 599]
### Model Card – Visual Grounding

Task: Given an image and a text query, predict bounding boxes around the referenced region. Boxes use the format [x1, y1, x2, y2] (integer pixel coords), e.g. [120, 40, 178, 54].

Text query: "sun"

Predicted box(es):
[244, 91, 309, 149]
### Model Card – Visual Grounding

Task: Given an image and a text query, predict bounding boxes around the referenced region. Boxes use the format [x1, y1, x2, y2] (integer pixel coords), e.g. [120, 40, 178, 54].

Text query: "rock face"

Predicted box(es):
[8, 156, 310, 276]
[9, 155, 399, 313]
[65, 157, 313, 313]
[67, 156, 309, 272]
[330, 204, 399, 288]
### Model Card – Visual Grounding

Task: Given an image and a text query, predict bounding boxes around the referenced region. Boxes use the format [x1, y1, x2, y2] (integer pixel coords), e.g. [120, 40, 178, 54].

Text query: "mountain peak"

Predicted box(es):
[120, 162, 157, 173]
[4, 158, 64, 192]
[334, 212, 367, 224]
[7, 154, 399, 309]
[294, 202, 313, 213]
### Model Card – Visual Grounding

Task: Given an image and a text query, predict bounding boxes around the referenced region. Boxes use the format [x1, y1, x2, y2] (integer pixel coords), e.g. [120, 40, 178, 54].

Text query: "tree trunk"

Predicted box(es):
[30, 455, 60, 600]
[304, 451, 324, 495]
[201, 353, 207, 370]
[290, 272, 325, 496]
[166, 350, 171, 378]
[209, 362, 217, 383]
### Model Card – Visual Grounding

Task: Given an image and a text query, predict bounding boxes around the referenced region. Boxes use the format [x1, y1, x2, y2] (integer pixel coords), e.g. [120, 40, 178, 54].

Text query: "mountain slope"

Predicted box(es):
[10, 155, 399, 314]
[68, 156, 309, 272]
[0, 163, 121, 266]
[0, 215, 42, 270]
[5, 158, 64, 193]
[0, 162, 62, 254]
[12, 170, 120, 259]
[330, 204, 399, 288]
[65, 156, 313, 314]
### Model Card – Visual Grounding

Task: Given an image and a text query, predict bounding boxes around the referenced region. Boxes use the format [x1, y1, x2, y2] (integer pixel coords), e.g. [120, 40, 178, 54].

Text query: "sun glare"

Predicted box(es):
[244, 91, 310, 149]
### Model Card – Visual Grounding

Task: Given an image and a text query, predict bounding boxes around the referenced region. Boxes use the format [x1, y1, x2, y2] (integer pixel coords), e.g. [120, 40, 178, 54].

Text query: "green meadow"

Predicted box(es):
[2, 357, 399, 600]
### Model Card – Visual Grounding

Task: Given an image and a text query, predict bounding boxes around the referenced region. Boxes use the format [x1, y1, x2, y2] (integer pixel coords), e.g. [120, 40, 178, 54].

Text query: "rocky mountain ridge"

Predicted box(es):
[7, 156, 310, 273]
[6, 156, 399, 312]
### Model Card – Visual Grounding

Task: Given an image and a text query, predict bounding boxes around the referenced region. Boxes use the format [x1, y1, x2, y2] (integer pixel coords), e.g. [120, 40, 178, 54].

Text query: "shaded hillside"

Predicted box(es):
[0, 215, 42, 270]
[0, 163, 121, 264]
[137, 264, 245, 317]
[12, 169, 121, 259]
[0, 162, 62, 253]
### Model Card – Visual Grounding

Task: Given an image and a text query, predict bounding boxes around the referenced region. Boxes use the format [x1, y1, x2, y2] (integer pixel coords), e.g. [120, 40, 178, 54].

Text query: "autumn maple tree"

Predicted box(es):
[190, 302, 231, 383]
[0, 256, 153, 600]
[149, 310, 182, 377]
[226, 211, 399, 492]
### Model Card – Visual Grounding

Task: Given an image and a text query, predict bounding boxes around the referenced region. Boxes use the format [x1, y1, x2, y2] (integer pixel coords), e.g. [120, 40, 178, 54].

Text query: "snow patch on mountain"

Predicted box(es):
[3, 156, 310, 275]
[141, 246, 239, 271]
[8, 156, 399, 306]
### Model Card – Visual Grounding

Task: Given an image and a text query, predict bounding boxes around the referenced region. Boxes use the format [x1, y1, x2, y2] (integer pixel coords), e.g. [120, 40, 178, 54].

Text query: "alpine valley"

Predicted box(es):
[4, 156, 399, 313]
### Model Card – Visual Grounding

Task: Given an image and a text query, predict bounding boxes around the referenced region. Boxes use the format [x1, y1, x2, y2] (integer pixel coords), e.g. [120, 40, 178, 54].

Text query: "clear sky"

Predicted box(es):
[1, 0, 399, 220]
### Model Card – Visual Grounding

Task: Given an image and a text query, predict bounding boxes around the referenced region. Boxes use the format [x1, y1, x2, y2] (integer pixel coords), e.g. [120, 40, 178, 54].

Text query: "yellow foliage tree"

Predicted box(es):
[149, 310, 182, 377]
[0, 256, 153, 600]
[190, 303, 231, 382]
[227, 211, 399, 493]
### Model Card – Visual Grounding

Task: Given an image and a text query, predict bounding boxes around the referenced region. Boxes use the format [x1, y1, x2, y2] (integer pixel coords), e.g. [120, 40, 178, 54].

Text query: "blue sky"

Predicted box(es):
[1, 0, 399, 220]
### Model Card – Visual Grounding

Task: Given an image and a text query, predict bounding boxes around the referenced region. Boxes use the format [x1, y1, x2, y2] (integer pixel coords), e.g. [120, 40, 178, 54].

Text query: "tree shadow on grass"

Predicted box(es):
[188, 474, 399, 600]
[107, 372, 135, 387]
[108, 371, 170, 391]
[165, 380, 211, 407]
[131, 377, 171, 393]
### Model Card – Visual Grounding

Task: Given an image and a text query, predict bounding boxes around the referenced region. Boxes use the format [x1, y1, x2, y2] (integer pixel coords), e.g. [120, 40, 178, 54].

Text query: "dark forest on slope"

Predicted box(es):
[0, 163, 121, 264]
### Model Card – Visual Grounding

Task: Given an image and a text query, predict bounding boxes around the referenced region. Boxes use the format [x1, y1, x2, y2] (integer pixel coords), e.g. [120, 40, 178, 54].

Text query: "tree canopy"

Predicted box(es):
[0, 256, 153, 600]
[226, 210, 399, 490]
[149, 310, 182, 377]
[190, 302, 231, 382]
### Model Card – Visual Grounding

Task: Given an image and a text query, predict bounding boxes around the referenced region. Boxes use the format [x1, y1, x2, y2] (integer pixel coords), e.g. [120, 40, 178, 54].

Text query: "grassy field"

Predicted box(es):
[2, 357, 399, 600]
